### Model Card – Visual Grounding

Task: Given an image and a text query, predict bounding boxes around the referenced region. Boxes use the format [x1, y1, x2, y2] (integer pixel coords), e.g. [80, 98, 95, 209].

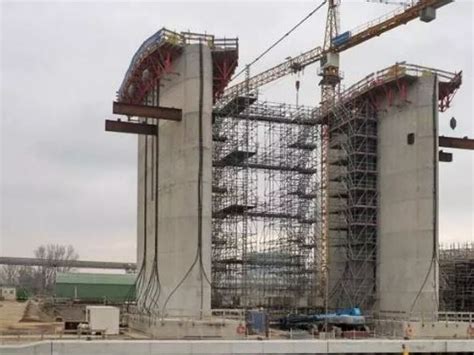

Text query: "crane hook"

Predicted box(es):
[450, 117, 457, 130]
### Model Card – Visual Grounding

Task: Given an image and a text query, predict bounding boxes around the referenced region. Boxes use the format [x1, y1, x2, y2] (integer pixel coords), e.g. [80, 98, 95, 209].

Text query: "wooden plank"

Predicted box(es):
[105, 120, 157, 136]
[439, 136, 474, 150]
[113, 102, 182, 121]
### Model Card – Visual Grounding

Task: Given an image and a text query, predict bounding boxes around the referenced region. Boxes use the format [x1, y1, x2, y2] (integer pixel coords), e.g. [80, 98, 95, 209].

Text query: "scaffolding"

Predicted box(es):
[211, 97, 320, 309]
[439, 242, 474, 313]
[318, 97, 378, 310]
[313, 63, 462, 312]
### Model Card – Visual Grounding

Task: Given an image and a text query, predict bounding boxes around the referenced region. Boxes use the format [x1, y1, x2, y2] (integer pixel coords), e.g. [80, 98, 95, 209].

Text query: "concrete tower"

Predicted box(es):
[377, 74, 439, 316]
[137, 44, 213, 317]
[326, 66, 449, 317]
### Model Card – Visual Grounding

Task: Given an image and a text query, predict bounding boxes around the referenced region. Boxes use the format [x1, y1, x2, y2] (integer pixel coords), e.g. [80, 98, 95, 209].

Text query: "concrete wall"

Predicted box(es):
[377, 74, 439, 315]
[128, 314, 243, 339]
[2, 339, 474, 354]
[375, 319, 474, 339]
[137, 44, 213, 316]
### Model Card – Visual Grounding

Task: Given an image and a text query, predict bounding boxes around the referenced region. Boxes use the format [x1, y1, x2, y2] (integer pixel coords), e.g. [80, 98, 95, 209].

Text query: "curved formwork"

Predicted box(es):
[117, 28, 238, 104]
[316, 63, 462, 124]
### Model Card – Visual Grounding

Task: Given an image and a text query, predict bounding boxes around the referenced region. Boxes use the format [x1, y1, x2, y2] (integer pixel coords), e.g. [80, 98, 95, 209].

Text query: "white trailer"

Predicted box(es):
[85, 306, 119, 335]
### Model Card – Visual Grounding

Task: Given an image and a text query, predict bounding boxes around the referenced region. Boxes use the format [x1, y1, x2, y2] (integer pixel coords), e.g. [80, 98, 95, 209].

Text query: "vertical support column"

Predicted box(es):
[137, 44, 213, 317]
[377, 75, 439, 317]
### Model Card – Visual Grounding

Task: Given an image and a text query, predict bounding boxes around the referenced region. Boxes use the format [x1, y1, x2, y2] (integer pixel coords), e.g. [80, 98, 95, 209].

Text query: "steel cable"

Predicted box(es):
[231, 0, 327, 82]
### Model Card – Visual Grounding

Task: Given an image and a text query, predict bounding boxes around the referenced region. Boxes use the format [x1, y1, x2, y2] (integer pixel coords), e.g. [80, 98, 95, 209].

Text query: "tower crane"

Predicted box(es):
[220, 0, 453, 101]
[217, 0, 455, 305]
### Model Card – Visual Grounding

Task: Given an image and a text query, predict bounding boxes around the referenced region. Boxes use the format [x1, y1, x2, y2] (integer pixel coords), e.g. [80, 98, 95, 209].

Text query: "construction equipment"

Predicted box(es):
[219, 0, 454, 102]
[279, 307, 366, 331]
[217, 0, 455, 310]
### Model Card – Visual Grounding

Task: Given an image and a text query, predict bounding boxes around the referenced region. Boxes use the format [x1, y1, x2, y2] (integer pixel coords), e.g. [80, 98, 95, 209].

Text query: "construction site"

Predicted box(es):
[1, 0, 473, 354]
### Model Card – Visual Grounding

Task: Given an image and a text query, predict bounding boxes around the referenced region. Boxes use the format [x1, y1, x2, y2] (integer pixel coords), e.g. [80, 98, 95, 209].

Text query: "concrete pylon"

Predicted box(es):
[376, 74, 439, 317]
[137, 44, 213, 317]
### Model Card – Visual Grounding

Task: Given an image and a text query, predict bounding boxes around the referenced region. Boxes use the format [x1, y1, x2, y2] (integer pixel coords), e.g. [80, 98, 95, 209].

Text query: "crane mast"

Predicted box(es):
[319, 0, 341, 308]
[320, 0, 341, 107]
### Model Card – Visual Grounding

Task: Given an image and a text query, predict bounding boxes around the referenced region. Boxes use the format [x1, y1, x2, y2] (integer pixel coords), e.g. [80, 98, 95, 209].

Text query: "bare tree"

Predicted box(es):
[0, 265, 38, 292]
[0, 244, 79, 295]
[17, 266, 38, 292]
[34, 244, 79, 293]
[0, 265, 20, 286]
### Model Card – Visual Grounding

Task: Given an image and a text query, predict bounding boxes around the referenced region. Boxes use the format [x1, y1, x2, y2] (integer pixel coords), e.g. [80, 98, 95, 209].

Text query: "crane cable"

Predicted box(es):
[231, 0, 328, 82]
[128, 121, 149, 310]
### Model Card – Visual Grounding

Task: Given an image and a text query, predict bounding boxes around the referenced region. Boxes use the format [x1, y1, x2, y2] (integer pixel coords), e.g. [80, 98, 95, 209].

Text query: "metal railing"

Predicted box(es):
[438, 312, 474, 324]
[377, 310, 474, 324]
[315, 62, 461, 119]
[125, 307, 245, 323]
[349, 2, 414, 39]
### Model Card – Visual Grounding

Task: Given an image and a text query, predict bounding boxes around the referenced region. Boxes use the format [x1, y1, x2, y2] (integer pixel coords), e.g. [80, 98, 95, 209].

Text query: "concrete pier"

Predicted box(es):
[137, 44, 213, 316]
[377, 74, 439, 316]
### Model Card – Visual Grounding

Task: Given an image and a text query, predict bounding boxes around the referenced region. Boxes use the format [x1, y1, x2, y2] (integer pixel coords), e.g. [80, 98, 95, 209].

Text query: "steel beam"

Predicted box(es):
[113, 102, 182, 121]
[439, 136, 474, 150]
[0, 257, 137, 270]
[105, 119, 157, 136]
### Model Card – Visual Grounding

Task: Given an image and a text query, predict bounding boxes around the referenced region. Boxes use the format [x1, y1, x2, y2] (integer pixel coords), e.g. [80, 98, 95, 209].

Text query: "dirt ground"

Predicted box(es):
[0, 301, 26, 331]
[0, 300, 62, 335]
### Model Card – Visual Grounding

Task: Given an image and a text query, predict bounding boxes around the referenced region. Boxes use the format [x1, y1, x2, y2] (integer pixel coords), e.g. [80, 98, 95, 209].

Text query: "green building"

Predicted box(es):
[55, 272, 135, 303]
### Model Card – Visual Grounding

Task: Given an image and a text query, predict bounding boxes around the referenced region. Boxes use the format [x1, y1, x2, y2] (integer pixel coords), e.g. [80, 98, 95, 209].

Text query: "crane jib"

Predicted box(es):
[221, 0, 454, 101]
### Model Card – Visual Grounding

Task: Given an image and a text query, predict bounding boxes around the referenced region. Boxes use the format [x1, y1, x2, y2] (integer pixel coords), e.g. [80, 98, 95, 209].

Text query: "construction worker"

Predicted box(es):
[402, 344, 409, 355]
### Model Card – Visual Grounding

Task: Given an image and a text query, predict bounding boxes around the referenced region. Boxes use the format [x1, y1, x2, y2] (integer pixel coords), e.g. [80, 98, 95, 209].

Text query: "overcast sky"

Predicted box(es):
[1, 1, 472, 262]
